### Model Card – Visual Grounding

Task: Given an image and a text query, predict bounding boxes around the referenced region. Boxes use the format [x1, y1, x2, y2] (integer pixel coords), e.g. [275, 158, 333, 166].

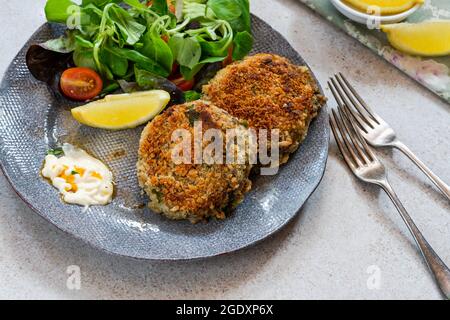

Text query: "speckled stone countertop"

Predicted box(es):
[0, 0, 449, 300]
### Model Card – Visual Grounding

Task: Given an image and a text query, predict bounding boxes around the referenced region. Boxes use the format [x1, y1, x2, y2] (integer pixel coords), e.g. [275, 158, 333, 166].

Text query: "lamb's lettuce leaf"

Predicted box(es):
[100, 45, 129, 77]
[232, 30, 253, 61]
[169, 35, 202, 69]
[140, 30, 174, 74]
[105, 46, 169, 77]
[108, 5, 146, 45]
[207, 0, 242, 21]
[151, 0, 170, 16]
[180, 55, 225, 80]
[184, 90, 201, 102]
[82, 0, 121, 7]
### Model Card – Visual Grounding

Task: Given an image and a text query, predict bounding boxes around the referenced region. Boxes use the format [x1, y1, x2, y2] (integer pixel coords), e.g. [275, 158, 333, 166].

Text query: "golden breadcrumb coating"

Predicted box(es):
[137, 100, 252, 223]
[203, 53, 326, 164]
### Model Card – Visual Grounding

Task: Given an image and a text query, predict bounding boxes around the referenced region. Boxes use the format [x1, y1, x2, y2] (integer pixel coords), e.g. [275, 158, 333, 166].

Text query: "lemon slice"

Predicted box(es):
[71, 90, 171, 130]
[381, 20, 450, 57]
[343, 0, 423, 15]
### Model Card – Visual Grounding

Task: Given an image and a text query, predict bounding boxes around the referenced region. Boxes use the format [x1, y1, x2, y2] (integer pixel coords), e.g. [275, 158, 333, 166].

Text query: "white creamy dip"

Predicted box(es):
[42, 144, 114, 206]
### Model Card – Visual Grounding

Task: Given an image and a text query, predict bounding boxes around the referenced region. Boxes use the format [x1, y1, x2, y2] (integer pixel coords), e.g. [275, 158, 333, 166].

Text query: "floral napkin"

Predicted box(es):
[299, 0, 450, 103]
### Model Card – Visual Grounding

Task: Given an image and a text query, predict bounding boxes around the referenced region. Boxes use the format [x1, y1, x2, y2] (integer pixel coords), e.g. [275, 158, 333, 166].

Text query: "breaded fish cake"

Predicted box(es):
[137, 100, 253, 223]
[203, 53, 326, 165]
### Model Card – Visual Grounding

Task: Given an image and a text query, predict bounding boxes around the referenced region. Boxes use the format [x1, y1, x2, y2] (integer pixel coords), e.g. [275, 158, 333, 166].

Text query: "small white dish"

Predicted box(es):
[330, 0, 422, 25]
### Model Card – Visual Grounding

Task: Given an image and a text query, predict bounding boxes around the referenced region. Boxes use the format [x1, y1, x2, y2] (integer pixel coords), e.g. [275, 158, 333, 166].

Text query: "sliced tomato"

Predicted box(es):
[172, 76, 195, 91]
[60, 67, 103, 101]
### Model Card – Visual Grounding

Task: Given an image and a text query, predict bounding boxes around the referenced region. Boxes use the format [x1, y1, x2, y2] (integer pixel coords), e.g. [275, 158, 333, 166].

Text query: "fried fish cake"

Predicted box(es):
[203, 53, 326, 165]
[137, 100, 253, 223]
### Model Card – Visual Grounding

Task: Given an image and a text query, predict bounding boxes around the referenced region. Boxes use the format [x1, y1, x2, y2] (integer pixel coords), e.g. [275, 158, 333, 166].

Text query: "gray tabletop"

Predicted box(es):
[0, 0, 449, 300]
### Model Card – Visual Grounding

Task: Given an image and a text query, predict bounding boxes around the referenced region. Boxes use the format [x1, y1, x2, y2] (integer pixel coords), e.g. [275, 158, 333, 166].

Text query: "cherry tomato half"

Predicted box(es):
[60, 67, 103, 101]
[172, 76, 195, 91]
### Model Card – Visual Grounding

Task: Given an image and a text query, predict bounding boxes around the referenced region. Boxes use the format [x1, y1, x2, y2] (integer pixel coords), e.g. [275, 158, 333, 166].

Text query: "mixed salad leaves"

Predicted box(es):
[26, 0, 253, 103]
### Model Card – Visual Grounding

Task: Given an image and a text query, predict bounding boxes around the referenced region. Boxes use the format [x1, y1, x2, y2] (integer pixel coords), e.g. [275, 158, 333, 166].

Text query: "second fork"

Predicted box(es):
[329, 105, 450, 299]
[329, 73, 450, 201]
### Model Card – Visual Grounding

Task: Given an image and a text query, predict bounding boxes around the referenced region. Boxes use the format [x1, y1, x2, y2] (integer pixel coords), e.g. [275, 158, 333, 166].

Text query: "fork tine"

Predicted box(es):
[332, 74, 378, 127]
[337, 105, 372, 164]
[340, 104, 378, 162]
[341, 100, 370, 133]
[338, 72, 378, 119]
[328, 79, 369, 133]
[331, 109, 364, 167]
[329, 112, 357, 172]
[327, 80, 344, 106]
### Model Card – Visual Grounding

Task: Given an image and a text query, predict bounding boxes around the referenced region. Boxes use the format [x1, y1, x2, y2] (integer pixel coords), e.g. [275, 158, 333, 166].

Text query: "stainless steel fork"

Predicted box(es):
[329, 73, 450, 201]
[329, 105, 450, 299]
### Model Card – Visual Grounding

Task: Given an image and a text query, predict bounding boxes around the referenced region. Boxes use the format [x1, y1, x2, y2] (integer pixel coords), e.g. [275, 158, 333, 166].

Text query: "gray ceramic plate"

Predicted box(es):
[0, 16, 329, 260]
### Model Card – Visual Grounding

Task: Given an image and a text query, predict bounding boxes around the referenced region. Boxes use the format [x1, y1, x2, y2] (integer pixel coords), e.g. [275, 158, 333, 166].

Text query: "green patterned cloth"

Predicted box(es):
[299, 0, 450, 103]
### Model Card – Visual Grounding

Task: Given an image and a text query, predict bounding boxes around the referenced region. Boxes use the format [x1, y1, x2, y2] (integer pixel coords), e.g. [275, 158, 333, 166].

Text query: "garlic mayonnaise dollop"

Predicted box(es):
[42, 144, 114, 206]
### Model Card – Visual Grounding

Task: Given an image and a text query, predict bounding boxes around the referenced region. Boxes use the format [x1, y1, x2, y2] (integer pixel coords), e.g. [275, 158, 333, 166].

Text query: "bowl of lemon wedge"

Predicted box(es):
[330, 0, 450, 57]
[330, 0, 423, 25]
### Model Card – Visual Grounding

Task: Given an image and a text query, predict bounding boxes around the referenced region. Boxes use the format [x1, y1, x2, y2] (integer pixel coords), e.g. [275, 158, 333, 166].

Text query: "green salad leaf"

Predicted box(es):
[107, 5, 146, 45]
[82, 0, 121, 7]
[169, 35, 202, 69]
[151, 0, 170, 16]
[180, 55, 225, 80]
[184, 90, 201, 102]
[38, 0, 254, 99]
[74, 35, 94, 48]
[227, 0, 251, 33]
[74, 47, 98, 71]
[101, 45, 129, 77]
[123, 0, 147, 9]
[232, 30, 253, 61]
[140, 29, 174, 74]
[207, 0, 242, 21]
[106, 46, 170, 77]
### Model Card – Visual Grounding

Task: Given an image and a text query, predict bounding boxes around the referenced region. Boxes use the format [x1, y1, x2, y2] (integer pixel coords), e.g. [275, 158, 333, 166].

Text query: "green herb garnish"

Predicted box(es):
[71, 170, 79, 175]
[47, 147, 64, 156]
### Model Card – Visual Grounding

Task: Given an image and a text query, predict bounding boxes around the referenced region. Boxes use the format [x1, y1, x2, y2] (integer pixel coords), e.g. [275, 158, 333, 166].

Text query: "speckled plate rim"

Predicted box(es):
[0, 15, 329, 261]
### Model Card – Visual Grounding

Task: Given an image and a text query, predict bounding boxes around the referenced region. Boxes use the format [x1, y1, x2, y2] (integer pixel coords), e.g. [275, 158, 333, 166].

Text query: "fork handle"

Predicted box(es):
[380, 181, 450, 299]
[392, 140, 450, 201]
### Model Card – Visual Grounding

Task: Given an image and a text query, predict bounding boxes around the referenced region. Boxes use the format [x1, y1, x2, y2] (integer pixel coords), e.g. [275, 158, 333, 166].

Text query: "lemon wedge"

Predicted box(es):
[343, 0, 423, 15]
[71, 90, 171, 130]
[381, 20, 450, 57]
